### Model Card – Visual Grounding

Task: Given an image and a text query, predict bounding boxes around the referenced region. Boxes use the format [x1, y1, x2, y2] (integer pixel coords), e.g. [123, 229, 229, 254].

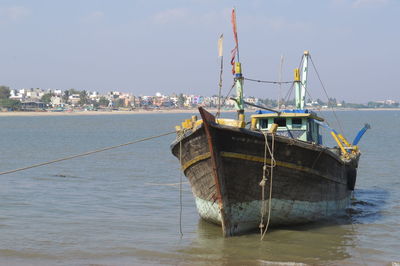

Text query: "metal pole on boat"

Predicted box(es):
[230, 8, 244, 120]
[300, 51, 309, 109]
[294, 68, 302, 109]
[294, 51, 309, 109]
[234, 62, 245, 119]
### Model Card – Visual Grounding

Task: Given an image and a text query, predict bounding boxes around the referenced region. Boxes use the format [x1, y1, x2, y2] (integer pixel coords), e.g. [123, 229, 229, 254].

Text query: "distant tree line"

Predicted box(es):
[0, 86, 21, 110]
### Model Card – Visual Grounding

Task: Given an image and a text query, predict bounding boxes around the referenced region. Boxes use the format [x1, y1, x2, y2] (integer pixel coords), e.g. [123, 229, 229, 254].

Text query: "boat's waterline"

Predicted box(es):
[195, 195, 352, 234]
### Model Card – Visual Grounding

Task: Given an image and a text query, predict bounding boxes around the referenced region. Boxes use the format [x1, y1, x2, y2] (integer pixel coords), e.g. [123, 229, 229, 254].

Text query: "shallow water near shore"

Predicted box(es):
[0, 110, 399, 265]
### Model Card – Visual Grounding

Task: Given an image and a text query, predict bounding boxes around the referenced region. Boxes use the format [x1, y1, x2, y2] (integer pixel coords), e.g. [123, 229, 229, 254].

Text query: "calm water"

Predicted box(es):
[0, 110, 399, 265]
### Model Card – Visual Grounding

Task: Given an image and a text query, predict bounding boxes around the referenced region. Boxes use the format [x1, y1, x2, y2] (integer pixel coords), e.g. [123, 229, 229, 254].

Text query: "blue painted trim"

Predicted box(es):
[352, 124, 371, 145]
[255, 109, 310, 114]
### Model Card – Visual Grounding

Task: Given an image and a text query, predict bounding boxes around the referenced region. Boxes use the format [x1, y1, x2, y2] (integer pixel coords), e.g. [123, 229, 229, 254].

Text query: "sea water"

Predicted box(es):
[0, 110, 399, 265]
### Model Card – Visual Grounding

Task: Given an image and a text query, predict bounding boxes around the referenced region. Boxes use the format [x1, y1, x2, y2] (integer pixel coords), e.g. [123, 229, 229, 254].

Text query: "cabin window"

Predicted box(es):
[259, 119, 268, 129]
[274, 117, 286, 127]
[292, 118, 303, 128]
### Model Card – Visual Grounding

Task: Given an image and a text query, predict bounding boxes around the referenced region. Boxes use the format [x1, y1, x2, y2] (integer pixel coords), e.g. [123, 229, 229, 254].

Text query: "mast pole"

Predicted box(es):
[234, 63, 244, 115]
[231, 8, 244, 117]
[294, 68, 301, 109]
[295, 51, 309, 109]
[300, 51, 309, 109]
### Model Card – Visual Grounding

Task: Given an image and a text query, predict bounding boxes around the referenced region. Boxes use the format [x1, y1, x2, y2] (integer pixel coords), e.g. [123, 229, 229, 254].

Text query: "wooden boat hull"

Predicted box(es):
[171, 108, 359, 236]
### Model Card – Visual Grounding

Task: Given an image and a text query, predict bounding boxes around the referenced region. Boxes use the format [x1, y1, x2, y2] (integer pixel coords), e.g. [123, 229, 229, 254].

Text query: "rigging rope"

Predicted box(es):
[0, 131, 175, 176]
[309, 55, 345, 134]
[244, 77, 293, 84]
[283, 81, 295, 106]
[219, 80, 236, 110]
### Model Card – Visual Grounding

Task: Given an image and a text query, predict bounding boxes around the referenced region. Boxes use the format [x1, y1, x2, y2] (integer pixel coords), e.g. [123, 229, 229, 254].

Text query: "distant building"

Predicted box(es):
[20, 101, 46, 111]
[69, 94, 80, 105]
[50, 96, 63, 107]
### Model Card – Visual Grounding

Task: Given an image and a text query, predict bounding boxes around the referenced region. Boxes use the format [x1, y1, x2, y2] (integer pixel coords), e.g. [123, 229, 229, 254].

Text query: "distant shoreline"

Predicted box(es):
[0, 108, 235, 117]
[0, 107, 399, 117]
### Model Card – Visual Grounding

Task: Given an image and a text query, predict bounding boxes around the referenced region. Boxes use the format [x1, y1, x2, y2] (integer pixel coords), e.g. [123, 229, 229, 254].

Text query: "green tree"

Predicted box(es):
[178, 93, 186, 107]
[62, 89, 80, 104]
[0, 86, 10, 99]
[0, 98, 21, 110]
[316, 98, 325, 106]
[98, 97, 110, 107]
[327, 97, 337, 107]
[113, 98, 125, 108]
[41, 93, 54, 104]
[79, 90, 89, 105]
[62, 90, 70, 103]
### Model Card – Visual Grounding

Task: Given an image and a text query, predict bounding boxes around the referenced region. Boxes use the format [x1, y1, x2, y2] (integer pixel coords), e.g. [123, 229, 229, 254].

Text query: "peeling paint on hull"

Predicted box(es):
[195, 195, 351, 235]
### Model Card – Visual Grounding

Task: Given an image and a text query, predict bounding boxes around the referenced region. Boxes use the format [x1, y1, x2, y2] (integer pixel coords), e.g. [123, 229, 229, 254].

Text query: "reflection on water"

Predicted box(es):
[174, 180, 396, 265]
[177, 218, 355, 265]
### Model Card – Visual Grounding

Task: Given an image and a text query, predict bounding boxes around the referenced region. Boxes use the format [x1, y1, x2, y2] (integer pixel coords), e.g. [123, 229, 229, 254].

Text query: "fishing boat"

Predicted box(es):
[170, 11, 369, 237]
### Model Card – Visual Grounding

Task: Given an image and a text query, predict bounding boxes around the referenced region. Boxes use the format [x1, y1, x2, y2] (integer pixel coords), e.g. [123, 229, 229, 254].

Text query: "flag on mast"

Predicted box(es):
[218, 34, 224, 57]
[231, 8, 238, 49]
[230, 8, 238, 74]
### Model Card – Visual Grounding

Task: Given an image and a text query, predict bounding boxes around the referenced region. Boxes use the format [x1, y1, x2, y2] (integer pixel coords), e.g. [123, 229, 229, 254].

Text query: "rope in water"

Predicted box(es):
[259, 131, 276, 240]
[0, 131, 176, 176]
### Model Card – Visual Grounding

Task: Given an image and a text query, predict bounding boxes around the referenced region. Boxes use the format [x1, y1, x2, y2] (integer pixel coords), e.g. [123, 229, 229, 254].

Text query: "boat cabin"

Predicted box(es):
[251, 109, 324, 144]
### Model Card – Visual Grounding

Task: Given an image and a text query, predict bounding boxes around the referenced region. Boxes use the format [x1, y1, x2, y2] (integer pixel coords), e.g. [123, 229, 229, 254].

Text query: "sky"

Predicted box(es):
[0, 0, 398, 103]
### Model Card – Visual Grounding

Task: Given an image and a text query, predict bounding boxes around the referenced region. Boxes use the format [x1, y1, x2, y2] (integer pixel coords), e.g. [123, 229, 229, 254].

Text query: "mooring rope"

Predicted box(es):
[259, 130, 276, 240]
[0, 131, 175, 176]
[259, 130, 269, 236]
[261, 132, 275, 240]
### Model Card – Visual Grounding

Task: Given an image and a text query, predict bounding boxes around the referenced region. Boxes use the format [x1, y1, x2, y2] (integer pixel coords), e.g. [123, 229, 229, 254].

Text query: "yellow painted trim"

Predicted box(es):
[294, 68, 300, 81]
[235, 62, 242, 74]
[250, 117, 257, 129]
[220, 151, 343, 184]
[182, 152, 211, 171]
[216, 118, 245, 128]
[338, 134, 351, 147]
[330, 132, 349, 158]
[269, 123, 278, 134]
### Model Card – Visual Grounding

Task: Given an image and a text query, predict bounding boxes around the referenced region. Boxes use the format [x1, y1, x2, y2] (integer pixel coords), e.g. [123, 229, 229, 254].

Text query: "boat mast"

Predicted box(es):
[234, 63, 244, 115]
[230, 8, 244, 118]
[295, 51, 309, 109]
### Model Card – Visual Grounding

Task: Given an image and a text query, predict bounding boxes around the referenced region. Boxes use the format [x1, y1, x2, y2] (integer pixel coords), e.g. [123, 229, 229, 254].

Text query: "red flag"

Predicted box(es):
[231, 8, 238, 74]
[231, 8, 238, 48]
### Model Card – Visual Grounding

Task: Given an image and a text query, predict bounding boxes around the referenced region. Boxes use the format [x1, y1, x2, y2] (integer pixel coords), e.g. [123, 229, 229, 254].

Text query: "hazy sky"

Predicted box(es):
[0, 0, 398, 103]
